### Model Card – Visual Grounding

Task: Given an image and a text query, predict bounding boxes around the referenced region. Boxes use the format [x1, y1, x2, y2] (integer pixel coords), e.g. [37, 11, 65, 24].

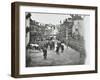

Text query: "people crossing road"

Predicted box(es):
[27, 43, 80, 67]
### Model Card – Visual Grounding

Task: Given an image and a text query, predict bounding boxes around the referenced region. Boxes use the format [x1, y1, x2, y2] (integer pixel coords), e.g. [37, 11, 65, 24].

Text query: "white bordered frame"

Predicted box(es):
[11, 2, 98, 78]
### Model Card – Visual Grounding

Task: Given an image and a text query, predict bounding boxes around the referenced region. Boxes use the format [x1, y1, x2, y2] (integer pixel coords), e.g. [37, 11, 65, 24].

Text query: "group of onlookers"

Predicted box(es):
[27, 38, 65, 60]
[41, 39, 65, 60]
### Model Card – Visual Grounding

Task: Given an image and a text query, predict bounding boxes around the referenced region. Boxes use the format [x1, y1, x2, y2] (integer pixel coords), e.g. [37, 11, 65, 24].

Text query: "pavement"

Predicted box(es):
[27, 44, 81, 67]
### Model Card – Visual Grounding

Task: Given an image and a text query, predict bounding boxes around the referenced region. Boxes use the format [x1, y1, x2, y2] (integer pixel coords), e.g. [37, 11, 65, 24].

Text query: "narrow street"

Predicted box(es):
[25, 12, 86, 67]
[28, 44, 81, 67]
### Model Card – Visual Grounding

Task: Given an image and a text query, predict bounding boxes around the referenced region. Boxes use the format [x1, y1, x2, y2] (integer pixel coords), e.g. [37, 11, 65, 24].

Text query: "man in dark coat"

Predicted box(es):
[56, 41, 61, 54]
[42, 46, 47, 60]
[61, 43, 64, 53]
[56, 46, 60, 54]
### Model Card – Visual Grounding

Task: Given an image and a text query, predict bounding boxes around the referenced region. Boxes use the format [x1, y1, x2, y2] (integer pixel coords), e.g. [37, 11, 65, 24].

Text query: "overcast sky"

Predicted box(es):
[30, 12, 72, 25]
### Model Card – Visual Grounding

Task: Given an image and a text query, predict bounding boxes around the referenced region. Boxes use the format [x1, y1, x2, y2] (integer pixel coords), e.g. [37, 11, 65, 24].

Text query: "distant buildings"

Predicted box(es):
[56, 17, 73, 41]
[72, 15, 84, 40]
[26, 13, 84, 47]
[26, 13, 57, 45]
[57, 14, 84, 41]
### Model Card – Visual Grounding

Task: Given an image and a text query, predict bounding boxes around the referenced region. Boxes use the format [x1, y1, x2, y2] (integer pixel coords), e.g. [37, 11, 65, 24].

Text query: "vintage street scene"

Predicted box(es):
[25, 12, 87, 67]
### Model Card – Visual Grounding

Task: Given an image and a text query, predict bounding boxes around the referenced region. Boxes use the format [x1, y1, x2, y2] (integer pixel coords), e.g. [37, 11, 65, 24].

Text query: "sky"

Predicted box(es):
[30, 12, 72, 25]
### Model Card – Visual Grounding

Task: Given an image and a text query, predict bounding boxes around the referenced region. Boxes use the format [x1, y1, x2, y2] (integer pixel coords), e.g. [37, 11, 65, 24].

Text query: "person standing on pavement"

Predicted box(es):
[61, 42, 64, 53]
[56, 45, 60, 54]
[56, 40, 61, 54]
[52, 40, 55, 50]
[42, 45, 47, 60]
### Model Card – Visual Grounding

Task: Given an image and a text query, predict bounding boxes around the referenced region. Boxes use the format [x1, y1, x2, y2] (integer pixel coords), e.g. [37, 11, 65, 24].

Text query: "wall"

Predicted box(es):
[0, 0, 100, 80]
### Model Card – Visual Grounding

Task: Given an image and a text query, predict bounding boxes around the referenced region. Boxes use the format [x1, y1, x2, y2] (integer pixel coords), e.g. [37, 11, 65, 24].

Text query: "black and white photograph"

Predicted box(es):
[25, 12, 88, 67]
[11, 2, 97, 77]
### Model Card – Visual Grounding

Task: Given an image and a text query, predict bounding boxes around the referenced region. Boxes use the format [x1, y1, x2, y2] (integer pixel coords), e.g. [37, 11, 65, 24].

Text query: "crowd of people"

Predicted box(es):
[41, 39, 65, 60]
[27, 36, 66, 60]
